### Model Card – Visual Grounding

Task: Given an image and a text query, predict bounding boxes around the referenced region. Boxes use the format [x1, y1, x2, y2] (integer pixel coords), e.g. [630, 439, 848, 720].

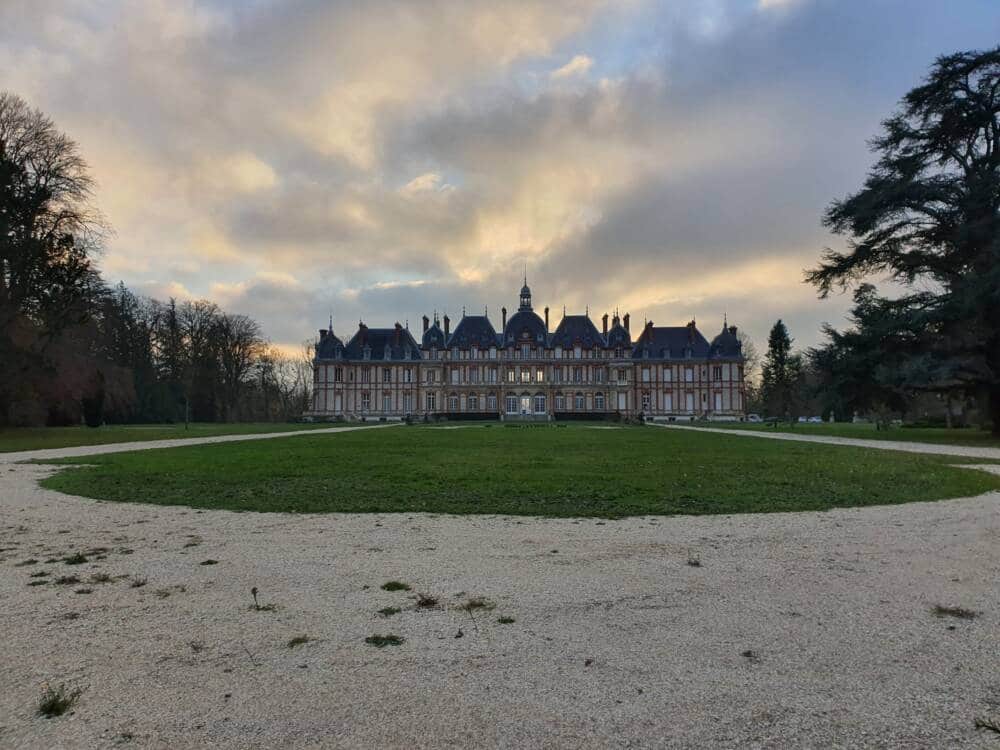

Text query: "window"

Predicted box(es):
[470, 367, 479, 383]
[641, 392, 651, 411]
[616, 368, 627, 383]
[468, 394, 479, 411]
[574, 345, 581, 358]
[448, 394, 459, 411]
[536, 367, 544, 383]
[361, 392, 371, 411]
[505, 395, 518, 413]
[553, 366, 562, 383]
[382, 368, 392, 383]
[574, 392, 585, 410]
[573, 367, 582, 383]
[685, 367, 694, 382]
[426, 392, 436, 411]
[595, 368, 605, 383]
[595, 392, 605, 410]
[487, 393, 497, 411]
[664, 393, 673, 411]
[534, 394, 546, 413]
[334, 367, 343, 382]
[714, 392, 723, 411]
[383, 394, 392, 412]
[555, 393, 565, 410]
[487, 368, 497, 383]
[521, 344, 530, 359]
[403, 393, 412, 412]
[451, 369, 460, 384]
[642, 367, 650, 383]
[361, 368, 371, 383]
[712, 365, 723, 380]
[506, 369, 515, 383]
[426, 369, 436, 384]
[403, 368, 412, 383]
[520, 368, 530, 383]
[663, 367, 672, 382]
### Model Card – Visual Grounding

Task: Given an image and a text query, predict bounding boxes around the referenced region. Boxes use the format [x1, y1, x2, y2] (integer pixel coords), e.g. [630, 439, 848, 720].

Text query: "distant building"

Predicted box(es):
[308, 282, 746, 420]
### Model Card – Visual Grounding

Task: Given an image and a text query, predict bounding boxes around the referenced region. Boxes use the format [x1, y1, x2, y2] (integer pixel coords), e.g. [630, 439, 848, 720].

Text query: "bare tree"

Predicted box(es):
[214, 313, 264, 421]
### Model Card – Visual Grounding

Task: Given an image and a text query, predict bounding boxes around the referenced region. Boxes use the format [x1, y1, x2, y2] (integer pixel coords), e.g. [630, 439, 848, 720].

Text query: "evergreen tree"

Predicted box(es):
[760, 320, 802, 421]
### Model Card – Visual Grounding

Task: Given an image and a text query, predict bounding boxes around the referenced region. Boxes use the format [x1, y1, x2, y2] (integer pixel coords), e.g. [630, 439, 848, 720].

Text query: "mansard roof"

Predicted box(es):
[551, 315, 605, 348]
[631, 322, 711, 359]
[447, 315, 499, 349]
[503, 309, 547, 346]
[315, 330, 344, 360]
[343, 324, 422, 361]
[422, 321, 446, 348]
[606, 321, 631, 349]
[708, 324, 742, 359]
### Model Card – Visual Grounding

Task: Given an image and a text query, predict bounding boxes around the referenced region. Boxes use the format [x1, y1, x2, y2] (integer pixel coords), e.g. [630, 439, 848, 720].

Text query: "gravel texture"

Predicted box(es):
[1, 429, 999, 748]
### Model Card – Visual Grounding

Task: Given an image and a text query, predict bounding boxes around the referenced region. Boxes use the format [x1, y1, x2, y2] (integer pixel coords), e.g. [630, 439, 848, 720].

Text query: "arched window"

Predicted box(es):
[595, 392, 605, 410]
[533, 393, 546, 413]
[468, 394, 479, 411]
[574, 392, 585, 410]
[448, 393, 459, 411]
[505, 394, 518, 414]
[487, 393, 497, 411]
[555, 392, 565, 411]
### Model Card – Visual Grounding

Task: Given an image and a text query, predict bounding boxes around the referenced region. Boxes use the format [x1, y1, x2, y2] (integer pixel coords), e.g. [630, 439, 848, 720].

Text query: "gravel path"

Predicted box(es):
[0, 423, 401, 464]
[2, 451, 1000, 747]
[652, 423, 1000, 460]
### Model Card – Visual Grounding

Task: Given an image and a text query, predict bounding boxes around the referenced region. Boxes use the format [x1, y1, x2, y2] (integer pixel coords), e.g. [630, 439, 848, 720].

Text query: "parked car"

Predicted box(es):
[746, 413, 762, 423]
[807, 416, 823, 423]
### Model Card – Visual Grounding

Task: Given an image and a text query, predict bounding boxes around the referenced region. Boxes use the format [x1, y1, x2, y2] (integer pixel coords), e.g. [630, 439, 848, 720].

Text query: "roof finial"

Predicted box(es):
[585, 304, 589, 316]
[328, 311, 333, 331]
[723, 311, 728, 329]
[523, 262, 527, 287]
[462, 305, 466, 317]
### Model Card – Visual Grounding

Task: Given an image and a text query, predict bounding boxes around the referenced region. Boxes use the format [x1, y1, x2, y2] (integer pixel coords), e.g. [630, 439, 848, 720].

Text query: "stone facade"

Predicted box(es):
[308, 283, 746, 421]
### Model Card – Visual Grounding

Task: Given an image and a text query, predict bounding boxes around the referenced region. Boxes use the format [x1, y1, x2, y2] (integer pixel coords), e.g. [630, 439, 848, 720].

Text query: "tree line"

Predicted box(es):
[751, 47, 1000, 434]
[0, 91, 310, 427]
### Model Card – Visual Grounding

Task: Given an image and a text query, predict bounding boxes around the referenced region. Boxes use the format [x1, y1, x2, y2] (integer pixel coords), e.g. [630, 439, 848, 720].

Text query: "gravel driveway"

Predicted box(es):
[2, 438, 1000, 747]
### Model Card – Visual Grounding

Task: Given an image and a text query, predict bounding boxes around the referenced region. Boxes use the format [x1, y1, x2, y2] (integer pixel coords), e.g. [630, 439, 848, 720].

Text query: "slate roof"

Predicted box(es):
[550, 315, 605, 349]
[447, 315, 499, 349]
[708, 325, 742, 359]
[503, 309, 547, 345]
[315, 331, 345, 360]
[342, 325, 422, 361]
[606, 321, 632, 349]
[422, 321, 446, 349]
[631, 324, 710, 359]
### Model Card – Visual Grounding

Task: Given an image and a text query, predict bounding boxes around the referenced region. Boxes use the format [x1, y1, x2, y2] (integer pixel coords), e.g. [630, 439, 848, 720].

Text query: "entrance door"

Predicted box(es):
[617, 392, 626, 410]
[714, 393, 722, 411]
[334, 394, 343, 412]
[520, 395, 530, 415]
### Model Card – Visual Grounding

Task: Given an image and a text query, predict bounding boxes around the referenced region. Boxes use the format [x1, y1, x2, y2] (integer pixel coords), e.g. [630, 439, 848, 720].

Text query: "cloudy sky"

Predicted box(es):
[3, 0, 999, 353]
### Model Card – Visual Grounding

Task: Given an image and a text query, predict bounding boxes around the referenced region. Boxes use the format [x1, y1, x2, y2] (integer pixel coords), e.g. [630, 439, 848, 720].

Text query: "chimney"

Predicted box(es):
[422, 315, 429, 333]
[502, 306, 507, 330]
[729, 325, 738, 336]
[394, 321, 402, 345]
[602, 313, 608, 335]
[623, 313, 630, 332]
[687, 319, 695, 343]
[645, 319, 654, 335]
[544, 306, 549, 331]
[443, 314, 450, 338]
[359, 321, 368, 345]
[319, 329, 328, 340]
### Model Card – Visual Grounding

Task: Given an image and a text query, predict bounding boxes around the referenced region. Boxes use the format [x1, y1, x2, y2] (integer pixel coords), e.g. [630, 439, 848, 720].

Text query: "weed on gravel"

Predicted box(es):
[460, 596, 496, 612]
[29, 570, 49, 578]
[933, 604, 978, 620]
[37, 683, 81, 718]
[14, 558, 39, 567]
[381, 581, 411, 592]
[89, 572, 112, 584]
[130, 576, 148, 588]
[415, 593, 439, 608]
[365, 634, 404, 647]
[378, 607, 401, 617]
[287, 635, 313, 648]
[62, 553, 88, 565]
[54, 575, 80, 585]
[498, 616, 516, 624]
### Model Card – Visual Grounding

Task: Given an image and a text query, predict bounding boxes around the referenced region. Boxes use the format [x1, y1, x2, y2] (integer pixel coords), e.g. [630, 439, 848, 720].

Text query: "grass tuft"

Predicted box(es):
[199, 559, 219, 566]
[365, 634, 404, 648]
[415, 593, 439, 608]
[975, 716, 1000, 735]
[377, 607, 401, 617]
[37, 683, 81, 718]
[54, 575, 80, 585]
[62, 553, 88, 565]
[89, 572, 113, 584]
[497, 616, 516, 624]
[287, 635, 312, 648]
[381, 580, 411, 592]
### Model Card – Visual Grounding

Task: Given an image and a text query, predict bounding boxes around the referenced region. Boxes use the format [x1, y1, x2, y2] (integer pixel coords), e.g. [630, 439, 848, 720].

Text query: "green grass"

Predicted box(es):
[0, 422, 336, 453]
[702, 421, 1000, 448]
[37, 424, 1000, 518]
